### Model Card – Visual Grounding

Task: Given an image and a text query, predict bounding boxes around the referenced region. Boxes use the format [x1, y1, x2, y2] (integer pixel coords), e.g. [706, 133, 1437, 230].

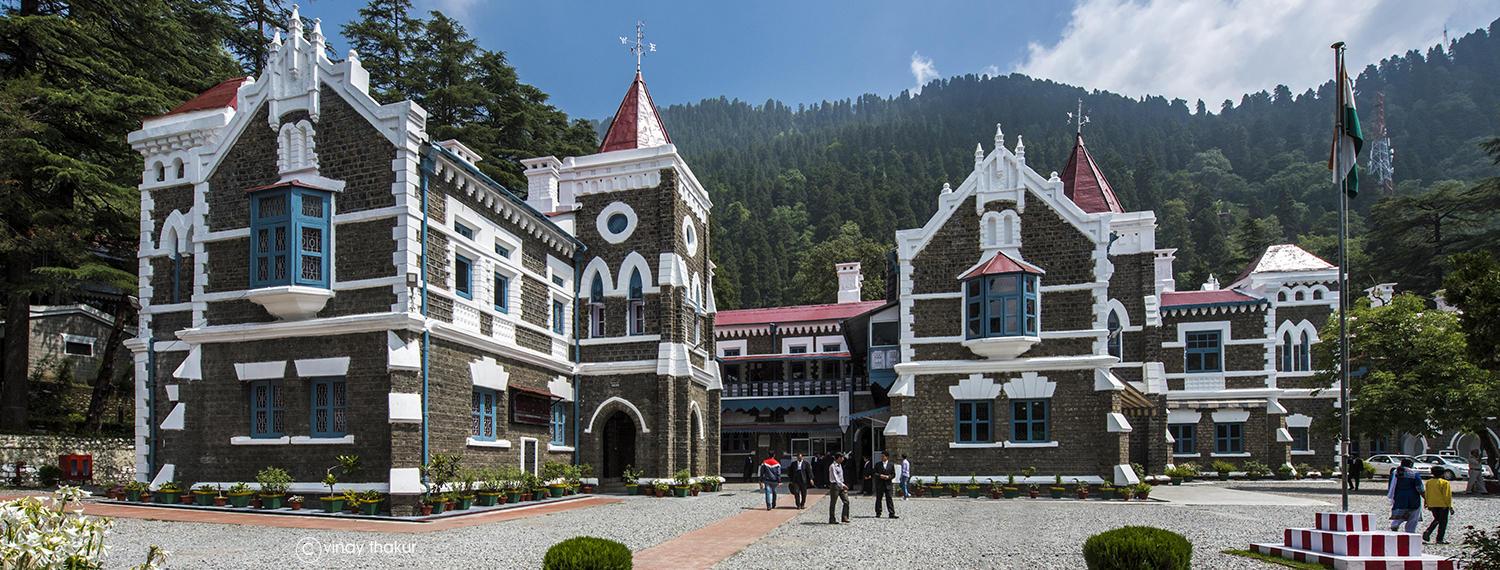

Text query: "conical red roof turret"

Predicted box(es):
[1060, 133, 1124, 214]
[599, 72, 671, 153]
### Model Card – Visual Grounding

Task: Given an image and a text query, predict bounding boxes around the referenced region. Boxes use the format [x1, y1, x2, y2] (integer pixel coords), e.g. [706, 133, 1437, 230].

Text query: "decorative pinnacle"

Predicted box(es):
[994, 124, 1004, 149]
[1068, 99, 1089, 135]
[619, 21, 656, 73]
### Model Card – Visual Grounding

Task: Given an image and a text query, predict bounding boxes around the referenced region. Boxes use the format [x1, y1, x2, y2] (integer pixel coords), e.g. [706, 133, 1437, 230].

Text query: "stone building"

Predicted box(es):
[124, 10, 715, 514]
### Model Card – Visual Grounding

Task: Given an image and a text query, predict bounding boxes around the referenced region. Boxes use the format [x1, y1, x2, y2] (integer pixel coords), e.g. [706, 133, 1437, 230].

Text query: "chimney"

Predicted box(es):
[836, 262, 863, 304]
[521, 156, 562, 212]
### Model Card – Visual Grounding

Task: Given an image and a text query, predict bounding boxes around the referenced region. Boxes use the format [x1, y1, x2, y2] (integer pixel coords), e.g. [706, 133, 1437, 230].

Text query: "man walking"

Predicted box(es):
[828, 454, 850, 524]
[1346, 453, 1362, 491]
[788, 452, 811, 509]
[874, 451, 898, 519]
[1466, 450, 1487, 495]
[899, 454, 911, 499]
[759, 453, 782, 511]
[1423, 473, 1454, 544]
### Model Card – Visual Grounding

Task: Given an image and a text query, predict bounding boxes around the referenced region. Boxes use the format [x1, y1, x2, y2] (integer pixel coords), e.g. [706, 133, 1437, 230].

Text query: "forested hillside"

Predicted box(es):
[639, 19, 1500, 310]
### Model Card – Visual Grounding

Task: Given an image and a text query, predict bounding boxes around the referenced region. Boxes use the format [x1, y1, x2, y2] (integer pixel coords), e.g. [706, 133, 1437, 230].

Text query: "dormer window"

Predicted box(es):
[250, 185, 331, 289]
[628, 269, 644, 335]
[964, 272, 1039, 339]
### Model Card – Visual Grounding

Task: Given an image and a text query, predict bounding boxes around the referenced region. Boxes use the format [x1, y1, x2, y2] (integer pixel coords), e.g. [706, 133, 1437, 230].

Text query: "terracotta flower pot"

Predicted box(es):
[420, 504, 433, 516]
[1028, 490, 1039, 499]
[289, 501, 302, 511]
[214, 496, 227, 507]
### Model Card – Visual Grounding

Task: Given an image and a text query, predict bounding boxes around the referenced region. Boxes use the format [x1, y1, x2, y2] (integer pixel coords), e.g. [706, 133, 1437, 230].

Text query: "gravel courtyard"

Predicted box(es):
[97, 481, 1494, 569]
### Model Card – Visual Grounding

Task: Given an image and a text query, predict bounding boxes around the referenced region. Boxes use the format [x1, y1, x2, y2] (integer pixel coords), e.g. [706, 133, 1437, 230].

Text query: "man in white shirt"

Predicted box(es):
[900, 454, 911, 499]
[828, 454, 850, 524]
[1467, 450, 1488, 495]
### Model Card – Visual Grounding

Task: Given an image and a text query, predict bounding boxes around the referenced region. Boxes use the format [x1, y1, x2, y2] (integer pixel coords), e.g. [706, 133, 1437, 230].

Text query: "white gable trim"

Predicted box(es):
[1002, 372, 1055, 399]
[949, 374, 1004, 400]
[584, 396, 650, 434]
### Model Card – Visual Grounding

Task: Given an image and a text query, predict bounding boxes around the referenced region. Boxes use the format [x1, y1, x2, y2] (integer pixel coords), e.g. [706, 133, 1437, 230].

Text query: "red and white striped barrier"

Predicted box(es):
[1318, 512, 1373, 532]
[1285, 528, 1421, 557]
[1251, 512, 1455, 570]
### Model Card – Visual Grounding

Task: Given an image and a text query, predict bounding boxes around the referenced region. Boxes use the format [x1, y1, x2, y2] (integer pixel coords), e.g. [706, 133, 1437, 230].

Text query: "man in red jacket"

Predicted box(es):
[759, 454, 782, 510]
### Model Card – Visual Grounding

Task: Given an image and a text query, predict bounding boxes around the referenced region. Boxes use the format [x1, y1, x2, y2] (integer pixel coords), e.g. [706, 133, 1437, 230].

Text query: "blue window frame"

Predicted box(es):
[724, 348, 741, 357]
[250, 187, 330, 288]
[955, 400, 992, 443]
[552, 275, 565, 287]
[1107, 310, 1122, 358]
[965, 273, 1039, 339]
[454, 222, 473, 239]
[493, 273, 509, 313]
[726, 433, 753, 453]
[1289, 426, 1309, 451]
[494, 243, 510, 257]
[552, 300, 565, 333]
[249, 379, 284, 438]
[471, 388, 497, 441]
[823, 344, 840, 352]
[1214, 422, 1243, 453]
[1168, 423, 1195, 454]
[628, 269, 644, 335]
[1297, 331, 1311, 371]
[455, 254, 473, 299]
[551, 402, 566, 445]
[607, 213, 629, 234]
[310, 377, 347, 438]
[1010, 399, 1048, 443]
[1280, 332, 1293, 371]
[1185, 331, 1222, 373]
[789, 346, 807, 354]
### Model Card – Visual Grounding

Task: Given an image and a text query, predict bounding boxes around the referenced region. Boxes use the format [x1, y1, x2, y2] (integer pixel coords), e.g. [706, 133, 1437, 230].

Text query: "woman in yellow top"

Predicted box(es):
[1423, 476, 1454, 544]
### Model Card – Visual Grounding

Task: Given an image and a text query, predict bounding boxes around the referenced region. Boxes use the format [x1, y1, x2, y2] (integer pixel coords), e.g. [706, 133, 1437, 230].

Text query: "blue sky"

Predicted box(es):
[306, 0, 1500, 121]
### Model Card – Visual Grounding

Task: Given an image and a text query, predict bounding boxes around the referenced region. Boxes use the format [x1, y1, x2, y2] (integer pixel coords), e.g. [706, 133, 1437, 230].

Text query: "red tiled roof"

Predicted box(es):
[152, 77, 250, 120]
[599, 72, 671, 153]
[1159, 289, 1264, 308]
[715, 301, 887, 327]
[242, 180, 338, 193]
[960, 251, 1045, 279]
[1060, 133, 1124, 214]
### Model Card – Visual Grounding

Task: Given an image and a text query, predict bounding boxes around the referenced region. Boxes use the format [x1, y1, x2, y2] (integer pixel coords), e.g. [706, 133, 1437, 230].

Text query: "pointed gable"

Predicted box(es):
[599, 72, 671, 153]
[1229, 244, 1337, 287]
[1060, 133, 1124, 214]
[152, 76, 250, 120]
[961, 251, 1045, 279]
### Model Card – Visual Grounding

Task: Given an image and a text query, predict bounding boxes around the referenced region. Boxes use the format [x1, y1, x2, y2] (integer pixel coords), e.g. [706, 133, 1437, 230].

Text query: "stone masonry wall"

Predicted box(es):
[0, 435, 135, 483]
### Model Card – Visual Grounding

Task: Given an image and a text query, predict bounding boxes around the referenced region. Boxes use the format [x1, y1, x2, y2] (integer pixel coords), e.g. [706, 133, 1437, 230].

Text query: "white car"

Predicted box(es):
[1366, 454, 1435, 479]
[1414, 454, 1494, 480]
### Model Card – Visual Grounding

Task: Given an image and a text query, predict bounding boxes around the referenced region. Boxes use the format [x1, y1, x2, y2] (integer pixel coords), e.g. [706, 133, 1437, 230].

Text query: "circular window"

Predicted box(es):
[682, 216, 699, 257]
[596, 202, 637, 244]
[607, 213, 629, 234]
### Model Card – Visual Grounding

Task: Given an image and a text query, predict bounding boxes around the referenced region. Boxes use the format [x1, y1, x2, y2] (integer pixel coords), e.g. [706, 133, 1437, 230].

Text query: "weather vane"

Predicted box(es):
[1068, 98, 1089, 134]
[619, 21, 656, 73]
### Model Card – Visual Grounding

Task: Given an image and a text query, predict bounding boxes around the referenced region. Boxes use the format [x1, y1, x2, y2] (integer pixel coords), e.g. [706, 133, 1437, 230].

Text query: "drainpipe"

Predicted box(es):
[572, 250, 582, 468]
[420, 148, 434, 471]
[146, 336, 156, 480]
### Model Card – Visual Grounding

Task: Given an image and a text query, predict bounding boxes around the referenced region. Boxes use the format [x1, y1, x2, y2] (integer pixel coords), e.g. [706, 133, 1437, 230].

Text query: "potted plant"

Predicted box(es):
[288, 495, 304, 510]
[543, 461, 570, 498]
[1166, 466, 1184, 485]
[454, 468, 477, 510]
[154, 480, 183, 504]
[178, 487, 195, 505]
[344, 489, 362, 514]
[499, 466, 523, 504]
[227, 482, 254, 508]
[1047, 474, 1065, 499]
[1243, 460, 1269, 481]
[419, 453, 458, 514]
[673, 469, 693, 498]
[689, 482, 701, 497]
[1296, 463, 1316, 479]
[256, 467, 291, 509]
[1179, 462, 1199, 483]
[474, 469, 502, 507]
[988, 479, 1002, 499]
[945, 483, 960, 498]
[320, 455, 363, 513]
[193, 484, 217, 506]
[966, 474, 982, 498]
[622, 465, 642, 495]
[357, 489, 383, 515]
[1131, 482, 1153, 500]
[911, 481, 925, 497]
[1074, 479, 1089, 499]
[699, 475, 721, 493]
[1099, 481, 1115, 500]
[1212, 460, 1236, 481]
[652, 480, 670, 498]
[927, 476, 944, 497]
[1276, 464, 1294, 480]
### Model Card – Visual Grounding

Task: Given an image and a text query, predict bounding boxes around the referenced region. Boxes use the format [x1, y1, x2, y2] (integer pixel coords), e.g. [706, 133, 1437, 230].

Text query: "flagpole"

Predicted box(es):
[1332, 41, 1352, 514]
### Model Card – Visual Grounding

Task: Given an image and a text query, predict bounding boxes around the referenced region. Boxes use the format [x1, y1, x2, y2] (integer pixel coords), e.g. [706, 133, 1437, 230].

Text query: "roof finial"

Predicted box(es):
[994, 123, 1004, 150]
[619, 21, 656, 73]
[1068, 98, 1089, 135]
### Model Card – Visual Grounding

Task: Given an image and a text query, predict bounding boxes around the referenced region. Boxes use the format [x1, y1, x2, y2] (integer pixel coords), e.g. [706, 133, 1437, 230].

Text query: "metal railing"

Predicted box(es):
[721, 377, 869, 397]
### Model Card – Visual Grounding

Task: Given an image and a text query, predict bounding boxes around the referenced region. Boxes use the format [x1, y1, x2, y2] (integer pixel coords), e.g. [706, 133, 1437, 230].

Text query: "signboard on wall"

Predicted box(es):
[839, 391, 850, 431]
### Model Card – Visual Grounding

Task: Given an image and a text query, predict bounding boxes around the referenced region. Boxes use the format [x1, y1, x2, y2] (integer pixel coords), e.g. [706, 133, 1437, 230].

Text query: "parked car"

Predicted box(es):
[1414, 454, 1494, 480]
[1366, 454, 1435, 479]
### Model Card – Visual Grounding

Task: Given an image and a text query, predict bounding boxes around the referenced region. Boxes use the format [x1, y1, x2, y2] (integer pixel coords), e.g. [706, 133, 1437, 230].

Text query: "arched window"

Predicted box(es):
[1295, 290, 1305, 301]
[1297, 331, 1311, 371]
[628, 269, 644, 335]
[1106, 310, 1122, 359]
[589, 274, 606, 337]
[1278, 291, 1287, 302]
[1281, 332, 1293, 372]
[1313, 289, 1324, 300]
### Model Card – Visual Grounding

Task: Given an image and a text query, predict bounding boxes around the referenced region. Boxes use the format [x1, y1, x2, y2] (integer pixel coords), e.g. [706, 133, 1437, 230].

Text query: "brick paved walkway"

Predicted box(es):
[633, 488, 828, 569]
[0, 494, 623, 534]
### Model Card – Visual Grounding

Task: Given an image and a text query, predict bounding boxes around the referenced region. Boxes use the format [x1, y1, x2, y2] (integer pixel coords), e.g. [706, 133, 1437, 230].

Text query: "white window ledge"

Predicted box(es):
[1211, 452, 1251, 457]
[1291, 450, 1317, 455]
[949, 442, 1006, 449]
[547, 444, 575, 452]
[291, 435, 354, 445]
[230, 436, 289, 445]
[467, 438, 511, 449]
[1172, 453, 1202, 458]
[1005, 441, 1060, 448]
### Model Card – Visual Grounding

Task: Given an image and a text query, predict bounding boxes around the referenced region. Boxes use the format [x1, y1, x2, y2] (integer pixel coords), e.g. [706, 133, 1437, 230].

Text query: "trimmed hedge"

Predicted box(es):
[543, 536, 632, 570]
[1083, 526, 1192, 570]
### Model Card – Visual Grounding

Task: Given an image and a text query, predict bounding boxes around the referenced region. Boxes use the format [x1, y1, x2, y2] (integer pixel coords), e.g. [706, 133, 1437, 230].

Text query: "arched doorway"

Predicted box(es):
[601, 411, 636, 481]
[689, 410, 701, 476]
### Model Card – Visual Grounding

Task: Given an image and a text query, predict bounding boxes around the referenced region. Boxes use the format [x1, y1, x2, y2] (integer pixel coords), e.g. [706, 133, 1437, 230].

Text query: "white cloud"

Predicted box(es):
[1015, 0, 1500, 108]
[910, 51, 941, 94]
[981, 65, 1001, 79]
[422, 0, 481, 23]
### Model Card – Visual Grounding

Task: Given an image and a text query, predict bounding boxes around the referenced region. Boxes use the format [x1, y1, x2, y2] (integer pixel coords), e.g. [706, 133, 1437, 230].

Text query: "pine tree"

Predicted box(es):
[340, 0, 422, 104]
[0, 0, 241, 430]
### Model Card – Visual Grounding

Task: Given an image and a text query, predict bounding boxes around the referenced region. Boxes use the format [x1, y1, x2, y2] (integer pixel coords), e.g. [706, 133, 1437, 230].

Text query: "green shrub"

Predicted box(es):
[543, 536, 632, 570]
[1083, 526, 1192, 570]
[38, 464, 62, 487]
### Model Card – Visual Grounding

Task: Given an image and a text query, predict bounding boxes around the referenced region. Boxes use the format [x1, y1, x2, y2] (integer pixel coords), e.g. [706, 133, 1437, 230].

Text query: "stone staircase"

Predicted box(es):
[1251, 512, 1456, 569]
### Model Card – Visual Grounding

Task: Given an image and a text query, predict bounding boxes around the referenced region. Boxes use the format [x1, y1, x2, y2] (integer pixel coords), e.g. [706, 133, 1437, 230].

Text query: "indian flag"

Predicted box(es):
[1329, 66, 1363, 198]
